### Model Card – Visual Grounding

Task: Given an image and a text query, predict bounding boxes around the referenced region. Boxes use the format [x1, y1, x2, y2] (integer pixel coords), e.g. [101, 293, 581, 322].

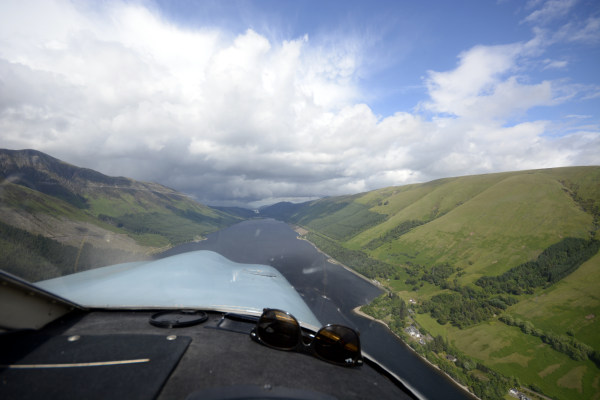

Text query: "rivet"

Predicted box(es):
[68, 335, 80, 342]
[166, 335, 177, 341]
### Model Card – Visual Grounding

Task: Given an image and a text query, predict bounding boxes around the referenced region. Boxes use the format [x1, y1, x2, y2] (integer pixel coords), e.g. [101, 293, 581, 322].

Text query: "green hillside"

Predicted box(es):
[0, 149, 242, 281]
[373, 173, 593, 281]
[262, 166, 600, 400]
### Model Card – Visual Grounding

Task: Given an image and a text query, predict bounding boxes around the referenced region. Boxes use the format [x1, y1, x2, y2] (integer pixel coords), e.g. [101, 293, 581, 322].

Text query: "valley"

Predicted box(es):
[1, 149, 599, 399]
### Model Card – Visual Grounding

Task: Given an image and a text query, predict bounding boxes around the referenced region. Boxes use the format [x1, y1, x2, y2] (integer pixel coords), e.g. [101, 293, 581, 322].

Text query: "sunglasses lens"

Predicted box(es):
[314, 325, 361, 366]
[257, 309, 300, 350]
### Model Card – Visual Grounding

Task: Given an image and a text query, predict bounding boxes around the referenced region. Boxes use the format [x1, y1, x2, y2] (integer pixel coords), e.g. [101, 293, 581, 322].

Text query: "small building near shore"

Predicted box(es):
[406, 325, 421, 338]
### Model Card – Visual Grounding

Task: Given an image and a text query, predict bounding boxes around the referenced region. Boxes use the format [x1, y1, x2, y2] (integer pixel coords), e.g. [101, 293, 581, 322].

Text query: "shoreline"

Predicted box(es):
[352, 306, 478, 400]
[292, 224, 478, 399]
[291, 225, 385, 289]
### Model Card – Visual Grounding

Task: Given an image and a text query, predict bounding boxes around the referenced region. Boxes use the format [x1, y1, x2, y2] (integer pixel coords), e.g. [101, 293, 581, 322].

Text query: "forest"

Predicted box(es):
[416, 238, 599, 328]
[361, 292, 408, 332]
[476, 237, 600, 294]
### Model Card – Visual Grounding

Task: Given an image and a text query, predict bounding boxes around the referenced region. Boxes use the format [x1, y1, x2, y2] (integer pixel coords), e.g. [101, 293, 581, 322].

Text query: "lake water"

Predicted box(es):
[160, 218, 476, 400]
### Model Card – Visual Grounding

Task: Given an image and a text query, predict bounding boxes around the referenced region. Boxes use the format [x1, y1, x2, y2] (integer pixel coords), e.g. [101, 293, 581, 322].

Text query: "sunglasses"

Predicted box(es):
[250, 308, 363, 367]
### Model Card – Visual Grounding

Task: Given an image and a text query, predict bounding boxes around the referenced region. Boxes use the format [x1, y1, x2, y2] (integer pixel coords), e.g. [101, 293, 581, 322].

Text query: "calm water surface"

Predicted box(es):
[160, 218, 476, 400]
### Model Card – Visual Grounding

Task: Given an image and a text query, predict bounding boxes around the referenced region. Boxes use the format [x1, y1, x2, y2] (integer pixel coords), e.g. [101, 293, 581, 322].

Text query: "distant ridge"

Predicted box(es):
[211, 206, 258, 219]
[0, 148, 187, 205]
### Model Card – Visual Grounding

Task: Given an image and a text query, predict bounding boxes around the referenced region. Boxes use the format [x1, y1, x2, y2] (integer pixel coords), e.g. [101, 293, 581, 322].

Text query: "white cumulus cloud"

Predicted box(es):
[0, 0, 598, 207]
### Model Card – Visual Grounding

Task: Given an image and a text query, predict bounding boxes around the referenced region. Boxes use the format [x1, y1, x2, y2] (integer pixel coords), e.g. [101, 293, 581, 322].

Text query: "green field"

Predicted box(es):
[509, 252, 600, 350]
[447, 319, 600, 400]
[409, 305, 600, 399]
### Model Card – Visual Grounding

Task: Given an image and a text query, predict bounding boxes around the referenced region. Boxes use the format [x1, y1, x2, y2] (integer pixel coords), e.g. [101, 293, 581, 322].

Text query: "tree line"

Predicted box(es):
[412, 240, 600, 329]
[418, 285, 517, 328]
[404, 261, 456, 288]
[476, 237, 600, 295]
[499, 315, 600, 367]
[305, 232, 397, 279]
[364, 220, 424, 250]
[361, 292, 408, 331]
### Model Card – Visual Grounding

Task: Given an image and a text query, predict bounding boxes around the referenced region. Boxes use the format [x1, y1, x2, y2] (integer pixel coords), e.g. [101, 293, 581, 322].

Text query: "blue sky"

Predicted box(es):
[0, 0, 599, 206]
[152, 0, 600, 117]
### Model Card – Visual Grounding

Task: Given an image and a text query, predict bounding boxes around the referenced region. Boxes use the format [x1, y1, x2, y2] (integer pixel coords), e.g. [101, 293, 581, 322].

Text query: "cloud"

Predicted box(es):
[553, 16, 600, 43]
[522, 0, 578, 25]
[422, 44, 556, 121]
[542, 58, 568, 69]
[522, 0, 600, 45]
[0, 0, 598, 207]
[424, 44, 520, 115]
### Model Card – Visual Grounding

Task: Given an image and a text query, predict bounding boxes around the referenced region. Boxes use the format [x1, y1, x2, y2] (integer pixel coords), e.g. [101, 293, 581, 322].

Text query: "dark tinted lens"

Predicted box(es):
[257, 309, 300, 350]
[314, 325, 361, 366]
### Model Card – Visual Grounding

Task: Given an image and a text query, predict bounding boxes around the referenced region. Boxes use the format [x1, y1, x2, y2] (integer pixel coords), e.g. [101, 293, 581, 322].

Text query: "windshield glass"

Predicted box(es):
[1, 1, 599, 400]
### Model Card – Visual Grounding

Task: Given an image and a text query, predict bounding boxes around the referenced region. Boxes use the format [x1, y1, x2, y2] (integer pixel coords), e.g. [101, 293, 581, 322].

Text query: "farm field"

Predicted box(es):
[413, 312, 600, 399]
[509, 252, 600, 351]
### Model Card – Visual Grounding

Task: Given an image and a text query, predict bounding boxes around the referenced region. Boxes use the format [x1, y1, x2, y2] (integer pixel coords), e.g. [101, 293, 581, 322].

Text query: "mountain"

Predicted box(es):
[262, 166, 600, 400]
[0, 149, 242, 281]
[212, 206, 259, 219]
[263, 167, 599, 276]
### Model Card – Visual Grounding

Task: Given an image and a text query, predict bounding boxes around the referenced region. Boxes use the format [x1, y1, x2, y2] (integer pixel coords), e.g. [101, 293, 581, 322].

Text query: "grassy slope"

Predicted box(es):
[0, 182, 121, 234]
[546, 166, 600, 211]
[294, 169, 597, 283]
[3, 176, 240, 247]
[347, 173, 511, 248]
[509, 251, 600, 350]
[375, 172, 592, 282]
[289, 166, 600, 400]
[85, 190, 238, 246]
[1, 148, 241, 249]
[302, 200, 387, 241]
[1, 181, 88, 220]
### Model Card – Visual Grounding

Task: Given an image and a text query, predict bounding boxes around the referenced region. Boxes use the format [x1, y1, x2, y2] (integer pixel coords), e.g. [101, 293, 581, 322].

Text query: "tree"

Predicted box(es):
[521, 321, 534, 335]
